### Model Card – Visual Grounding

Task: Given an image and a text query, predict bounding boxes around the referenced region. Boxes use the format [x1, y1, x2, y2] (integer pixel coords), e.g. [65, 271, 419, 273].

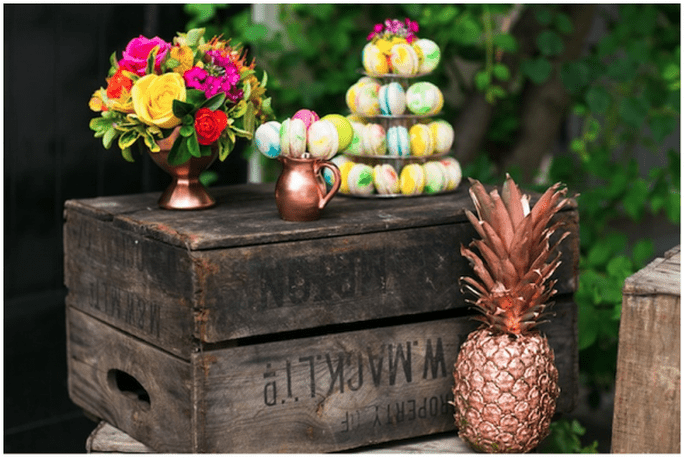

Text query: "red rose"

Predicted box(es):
[194, 108, 228, 145]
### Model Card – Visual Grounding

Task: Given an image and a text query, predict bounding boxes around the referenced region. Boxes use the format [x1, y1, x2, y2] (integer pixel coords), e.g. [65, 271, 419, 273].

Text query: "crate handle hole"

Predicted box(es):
[107, 370, 151, 410]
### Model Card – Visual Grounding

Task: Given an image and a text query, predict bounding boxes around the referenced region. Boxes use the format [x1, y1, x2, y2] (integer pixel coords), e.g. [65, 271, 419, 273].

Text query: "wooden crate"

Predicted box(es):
[64, 182, 580, 453]
[612, 246, 680, 453]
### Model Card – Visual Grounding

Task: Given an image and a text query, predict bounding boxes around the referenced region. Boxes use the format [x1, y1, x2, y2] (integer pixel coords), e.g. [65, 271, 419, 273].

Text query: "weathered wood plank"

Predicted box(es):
[70, 300, 576, 453]
[67, 308, 194, 453]
[64, 191, 578, 349]
[612, 246, 680, 453]
[86, 420, 474, 453]
[64, 210, 196, 358]
[66, 182, 578, 252]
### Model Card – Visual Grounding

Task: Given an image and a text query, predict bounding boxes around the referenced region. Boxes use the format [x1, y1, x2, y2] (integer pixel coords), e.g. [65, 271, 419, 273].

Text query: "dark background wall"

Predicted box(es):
[4, 4, 249, 452]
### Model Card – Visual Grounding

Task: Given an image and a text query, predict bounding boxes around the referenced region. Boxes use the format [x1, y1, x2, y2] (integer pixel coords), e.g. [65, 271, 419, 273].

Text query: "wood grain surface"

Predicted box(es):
[612, 246, 680, 453]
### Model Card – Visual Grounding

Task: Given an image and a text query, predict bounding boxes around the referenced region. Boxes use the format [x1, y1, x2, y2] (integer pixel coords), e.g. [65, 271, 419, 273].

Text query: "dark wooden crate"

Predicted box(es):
[612, 246, 680, 453]
[64, 182, 579, 453]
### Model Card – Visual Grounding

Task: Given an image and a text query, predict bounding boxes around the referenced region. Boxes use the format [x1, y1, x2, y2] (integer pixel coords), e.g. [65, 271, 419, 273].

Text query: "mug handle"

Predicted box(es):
[314, 160, 341, 210]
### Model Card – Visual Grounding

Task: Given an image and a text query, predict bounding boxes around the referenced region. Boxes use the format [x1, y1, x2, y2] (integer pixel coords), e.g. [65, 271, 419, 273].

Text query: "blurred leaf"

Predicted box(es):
[521, 57, 552, 84]
[649, 115, 677, 144]
[493, 33, 518, 52]
[537, 30, 564, 56]
[577, 297, 599, 350]
[622, 178, 650, 220]
[492, 63, 511, 82]
[554, 12, 574, 34]
[535, 7, 553, 26]
[619, 96, 649, 127]
[561, 61, 591, 94]
[632, 239, 654, 268]
[585, 86, 611, 114]
[607, 255, 633, 281]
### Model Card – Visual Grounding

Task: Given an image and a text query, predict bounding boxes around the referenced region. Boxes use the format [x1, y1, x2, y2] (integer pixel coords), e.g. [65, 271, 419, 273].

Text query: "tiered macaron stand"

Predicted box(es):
[339, 71, 458, 198]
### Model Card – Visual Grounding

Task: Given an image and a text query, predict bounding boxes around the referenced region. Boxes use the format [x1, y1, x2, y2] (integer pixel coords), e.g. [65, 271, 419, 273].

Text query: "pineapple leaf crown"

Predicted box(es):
[460, 174, 571, 336]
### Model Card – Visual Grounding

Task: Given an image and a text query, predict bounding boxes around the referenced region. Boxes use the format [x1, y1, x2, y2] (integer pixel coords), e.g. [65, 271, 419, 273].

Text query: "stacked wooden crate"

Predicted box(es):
[64, 182, 580, 453]
[612, 246, 680, 453]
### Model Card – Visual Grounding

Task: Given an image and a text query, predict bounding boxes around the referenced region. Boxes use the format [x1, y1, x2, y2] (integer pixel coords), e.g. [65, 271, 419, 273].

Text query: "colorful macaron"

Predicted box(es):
[280, 117, 307, 158]
[406, 82, 444, 115]
[321, 114, 354, 152]
[292, 109, 320, 131]
[373, 164, 400, 195]
[254, 121, 282, 158]
[325, 155, 353, 187]
[347, 163, 375, 195]
[409, 123, 435, 157]
[361, 123, 387, 156]
[353, 83, 381, 117]
[399, 163, 425, 196]
[390, 43, 419, 75]
[429, 120, 455, 155]
[362, 42, 389, 76]
[386, 125, 411, 157]
[338, 159, 356, 194]
[423, 161, 448, 194]
[439, 156, 463, 191]
[343, 121, 365, 156]
[378, 82, 406, 116]
[307, 119, 339, 160]
[413, 38, 441, 74]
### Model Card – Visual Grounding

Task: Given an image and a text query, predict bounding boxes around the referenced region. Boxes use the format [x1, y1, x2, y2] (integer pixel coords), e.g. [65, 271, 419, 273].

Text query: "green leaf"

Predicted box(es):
[606, 56, 635, 81]
[623, 178, 650, 220]
[182, 114, 195, 126]
[117, 129, 139, 150]
[649, 115, 677, 144]
[560, 61, 590, 94]
[173, 99, 195, 118]
[180, 124, 195, 137]
[585, 86, 611, 114]
[492, 63, 511, 82]
[493, 33, 517, 53]
[535, 7, 553, 26]
[167, 134, 190, 166]
[146, 46, 158, 75]
[632, 239, 654, 268]
[185, 27, 206, 47]
[666, 192, 680, 223]
[521, 57, 552, 85]
[243, 101, 256, 135]
[164, 58, 180, 71]
[199, 144, 213, 157]
[619, 96, 649, 127]
[554, 12, 574, 34]
[537, 30, 564, 56]
[199, 170, 219, 187]
[219, 134, 235, 161]
[244, 23, 269, 42]
[201, 92, 226, 111]
[186, 89, 206, 107]
[102, 128, 118, 149]
[474, 70, 491, 91]
[121, 147, 135, 163]
[187, 132, 201, 158]
[607, 255, 633, 280]
[576, 300, 598, 350]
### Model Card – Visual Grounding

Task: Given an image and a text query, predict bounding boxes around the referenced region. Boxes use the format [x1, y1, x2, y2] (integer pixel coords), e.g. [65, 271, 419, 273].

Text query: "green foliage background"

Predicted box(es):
[185, 4, 679, 453]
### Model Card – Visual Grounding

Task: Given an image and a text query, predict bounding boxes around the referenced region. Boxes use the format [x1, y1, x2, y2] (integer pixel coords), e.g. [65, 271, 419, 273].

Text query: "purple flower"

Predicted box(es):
[184, 66, 208, 91]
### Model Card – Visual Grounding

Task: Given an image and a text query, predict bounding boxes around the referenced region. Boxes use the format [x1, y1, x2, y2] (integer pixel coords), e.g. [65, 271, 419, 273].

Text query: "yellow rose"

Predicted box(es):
[131, 73, 186, 129]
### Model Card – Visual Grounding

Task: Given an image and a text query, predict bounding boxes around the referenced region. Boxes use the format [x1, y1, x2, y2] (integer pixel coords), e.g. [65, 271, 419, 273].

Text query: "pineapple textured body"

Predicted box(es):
[453, 327, 559, 453]
[453, 175, 571, 453]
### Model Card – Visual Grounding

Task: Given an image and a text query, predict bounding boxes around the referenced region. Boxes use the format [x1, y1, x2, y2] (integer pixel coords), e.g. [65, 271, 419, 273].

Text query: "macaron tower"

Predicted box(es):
[332, 18, 463, 197]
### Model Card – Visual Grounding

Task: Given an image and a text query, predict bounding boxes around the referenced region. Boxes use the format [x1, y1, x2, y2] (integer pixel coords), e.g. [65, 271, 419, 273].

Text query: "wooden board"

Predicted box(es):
[86, 421, 474, 453]
[64, 183, 579, 357]
[612, 246, 680, 453]
[68, 299, 577, 453]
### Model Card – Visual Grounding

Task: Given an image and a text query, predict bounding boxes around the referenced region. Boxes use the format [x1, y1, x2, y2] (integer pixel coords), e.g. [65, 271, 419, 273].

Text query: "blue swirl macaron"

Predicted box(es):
[386, 125, 411, 157]
[254, 121, 282, 158]
[379, 82, 406, 116]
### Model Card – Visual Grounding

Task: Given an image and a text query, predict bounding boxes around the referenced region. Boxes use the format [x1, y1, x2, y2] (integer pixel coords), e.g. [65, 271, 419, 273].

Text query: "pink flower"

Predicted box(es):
[184, 66, 208, 91]
[118, 35, 171, 76]
[406, 18, 419, 33]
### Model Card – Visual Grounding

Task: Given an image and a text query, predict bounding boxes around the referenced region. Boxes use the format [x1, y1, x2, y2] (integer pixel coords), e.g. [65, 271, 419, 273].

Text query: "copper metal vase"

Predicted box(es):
[147, 127, 218, 210]
[275, 155, 341, 221]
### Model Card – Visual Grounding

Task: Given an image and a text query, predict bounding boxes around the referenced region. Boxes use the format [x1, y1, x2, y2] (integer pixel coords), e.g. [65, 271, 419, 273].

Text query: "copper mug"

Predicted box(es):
[275, 155, 341, 221]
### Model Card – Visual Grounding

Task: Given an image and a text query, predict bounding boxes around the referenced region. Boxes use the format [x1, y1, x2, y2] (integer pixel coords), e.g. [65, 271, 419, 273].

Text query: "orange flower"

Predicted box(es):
[169, 45, 194, 75]
[106, 68, 134, 99]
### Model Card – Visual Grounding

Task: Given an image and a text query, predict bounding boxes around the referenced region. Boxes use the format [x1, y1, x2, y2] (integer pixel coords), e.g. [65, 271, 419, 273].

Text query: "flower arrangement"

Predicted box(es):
[89, 28, 274, 165]
[366, 18, 420, 51]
